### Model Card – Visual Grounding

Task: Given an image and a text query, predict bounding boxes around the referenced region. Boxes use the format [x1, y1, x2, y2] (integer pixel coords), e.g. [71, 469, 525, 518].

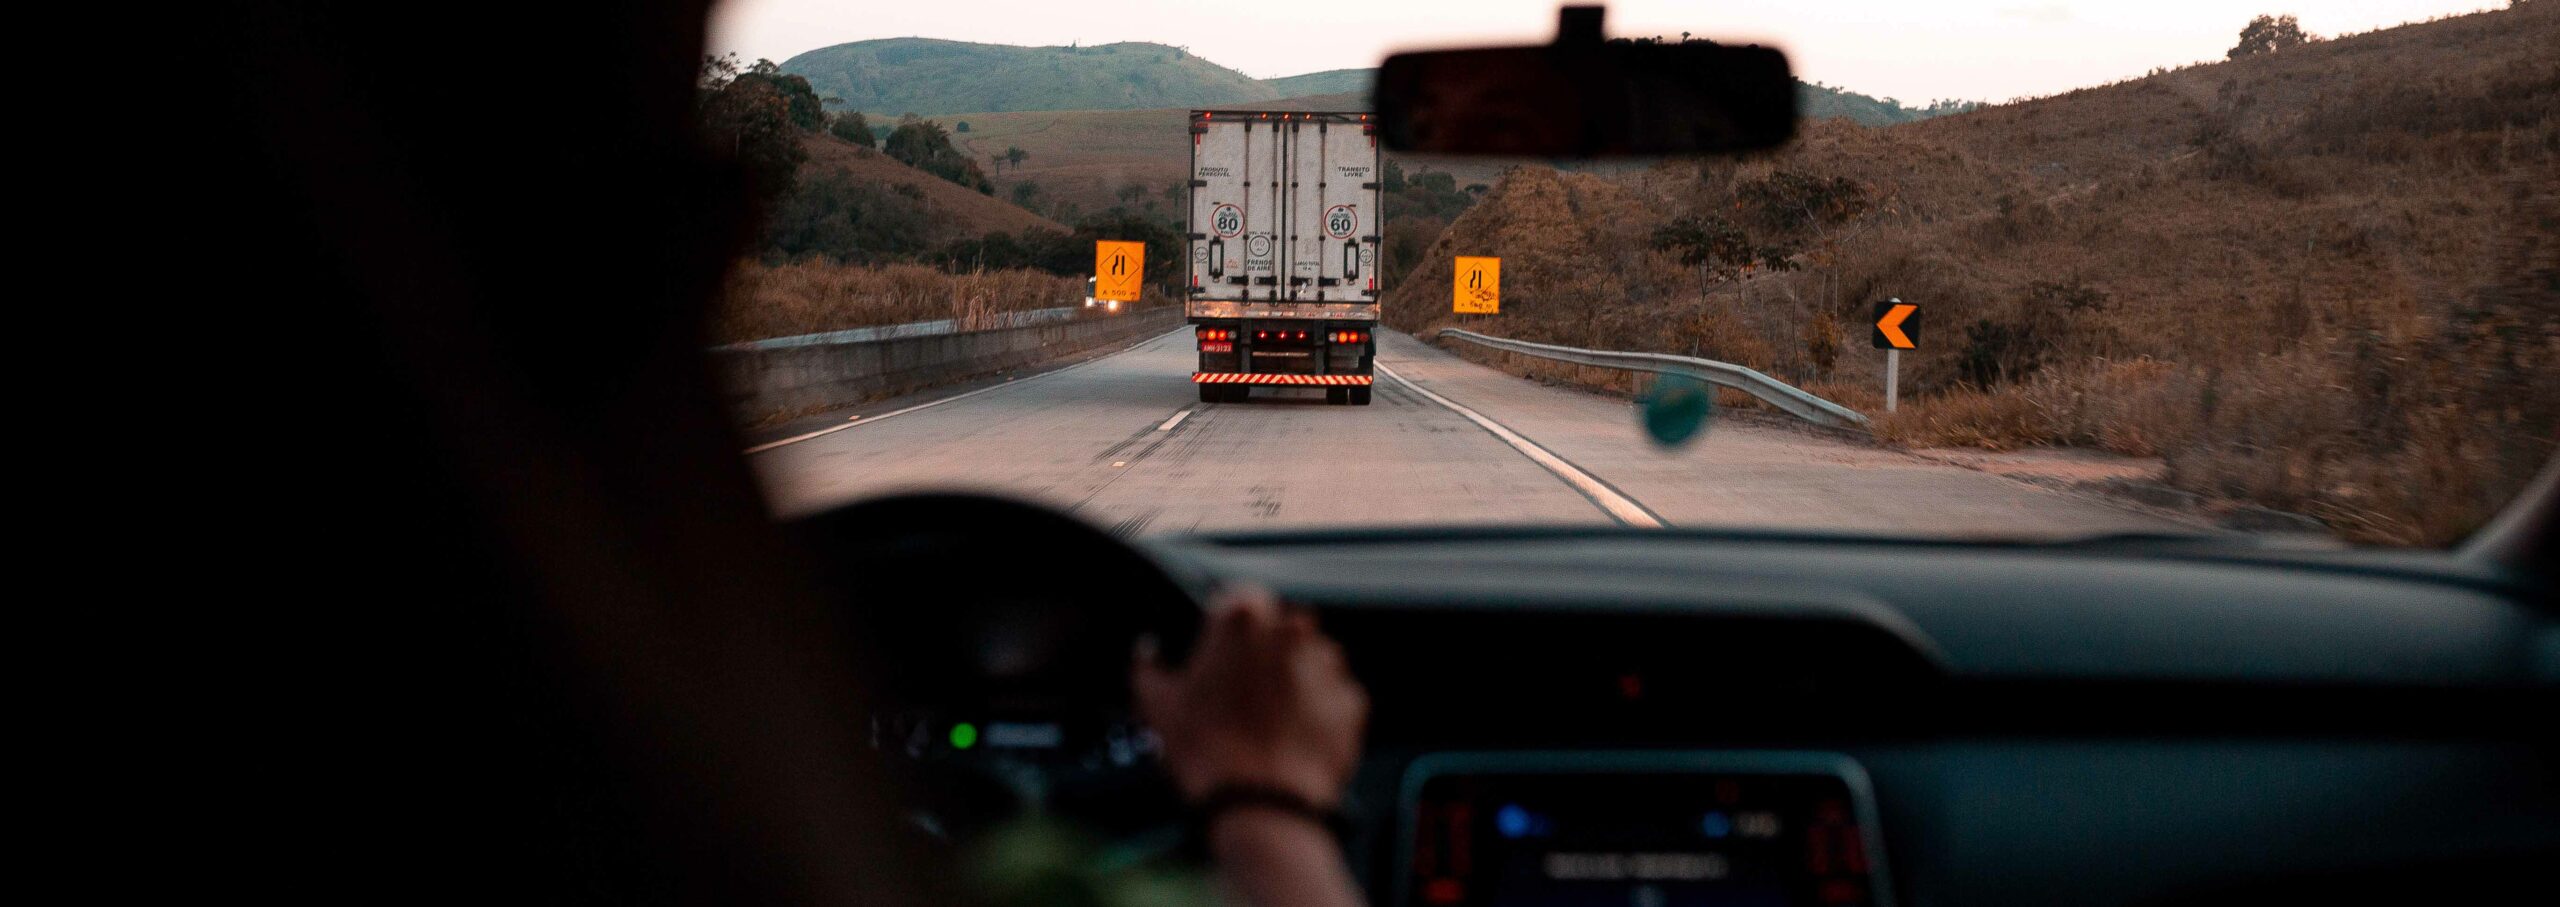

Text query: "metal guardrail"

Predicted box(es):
[1438, 329, 1871, 430]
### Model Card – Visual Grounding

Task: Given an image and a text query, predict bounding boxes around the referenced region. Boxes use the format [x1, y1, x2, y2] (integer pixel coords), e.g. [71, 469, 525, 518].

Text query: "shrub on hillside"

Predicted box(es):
[760, 170, 935, 263]
[2228, 14, 2315, 59]
[829, 111, 876, 148]
[885, 117, 995, 195]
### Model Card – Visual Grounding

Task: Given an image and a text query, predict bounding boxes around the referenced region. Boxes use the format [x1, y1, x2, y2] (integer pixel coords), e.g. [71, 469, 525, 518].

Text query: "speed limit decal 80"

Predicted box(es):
[1211, 203, 1244, 238]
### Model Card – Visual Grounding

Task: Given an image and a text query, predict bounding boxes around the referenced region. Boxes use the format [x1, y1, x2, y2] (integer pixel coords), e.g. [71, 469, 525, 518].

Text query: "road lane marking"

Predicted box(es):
[741, 415, 865, 454]
[1375, 362, 1665, 528]
[1157, 408, 1195, 432]
[743, 326, 1188, 455]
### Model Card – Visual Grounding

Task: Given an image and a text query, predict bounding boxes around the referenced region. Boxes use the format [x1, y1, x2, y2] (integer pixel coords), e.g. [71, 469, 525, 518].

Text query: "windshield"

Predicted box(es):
[709, 0, 2557, 548]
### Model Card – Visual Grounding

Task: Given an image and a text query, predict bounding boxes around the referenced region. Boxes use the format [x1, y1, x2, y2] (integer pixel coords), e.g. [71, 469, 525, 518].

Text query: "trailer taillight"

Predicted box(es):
[1329, 330, 1368, 344]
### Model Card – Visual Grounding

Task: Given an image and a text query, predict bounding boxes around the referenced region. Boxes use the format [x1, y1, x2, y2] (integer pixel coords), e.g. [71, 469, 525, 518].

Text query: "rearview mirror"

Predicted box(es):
[1374, 6, 1797, 157]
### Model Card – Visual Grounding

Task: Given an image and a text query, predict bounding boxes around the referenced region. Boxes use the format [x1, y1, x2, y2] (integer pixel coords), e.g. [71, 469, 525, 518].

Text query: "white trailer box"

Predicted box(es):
[1186, 111, 1383, 321]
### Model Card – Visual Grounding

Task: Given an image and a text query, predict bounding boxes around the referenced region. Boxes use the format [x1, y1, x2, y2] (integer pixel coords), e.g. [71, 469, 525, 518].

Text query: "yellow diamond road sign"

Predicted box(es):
[1094, 241, 1145, 302]
[1454, 256, 1500, 314]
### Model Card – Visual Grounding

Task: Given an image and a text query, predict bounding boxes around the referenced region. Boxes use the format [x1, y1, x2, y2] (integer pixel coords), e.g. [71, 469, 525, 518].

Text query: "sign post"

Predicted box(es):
[1886, 349, 1900, 413]
[1454, 256, 1501, 316]
[1870, 298, 1919, 413]
[1094, 241, 1145, 304]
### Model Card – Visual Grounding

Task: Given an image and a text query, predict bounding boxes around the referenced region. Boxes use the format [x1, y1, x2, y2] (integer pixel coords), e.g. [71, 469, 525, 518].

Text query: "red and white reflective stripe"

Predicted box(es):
[1192, 373, 1374, 386]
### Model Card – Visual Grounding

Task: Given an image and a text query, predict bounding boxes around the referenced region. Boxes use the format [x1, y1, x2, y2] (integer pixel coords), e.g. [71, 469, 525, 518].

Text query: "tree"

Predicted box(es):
[698, 55, 807, 211]
[760, 170, 935, 264]
[1010, 181, 1040, 207]
[1738, 171, 1870, 234]
[1649, 214, 1795, 296]
[2228, 14, 2313, 59]
[735, 58, 824, 131]
[1734, 170, 1873, 315]
[885, 116, 994, 194]
[1802, 311, 1843, 379]
[1005, 146, 1028, 169]
[828, 111, 875, 148]
[955, 121, 971, 133]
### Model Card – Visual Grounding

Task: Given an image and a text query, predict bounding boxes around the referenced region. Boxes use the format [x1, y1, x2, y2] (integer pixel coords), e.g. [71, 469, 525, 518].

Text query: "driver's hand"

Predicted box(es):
[1133, 585, 1368, 810]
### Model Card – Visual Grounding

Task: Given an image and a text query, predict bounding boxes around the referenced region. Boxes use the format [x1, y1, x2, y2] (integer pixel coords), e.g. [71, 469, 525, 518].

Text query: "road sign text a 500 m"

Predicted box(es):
[1185, 111, 1381, 406]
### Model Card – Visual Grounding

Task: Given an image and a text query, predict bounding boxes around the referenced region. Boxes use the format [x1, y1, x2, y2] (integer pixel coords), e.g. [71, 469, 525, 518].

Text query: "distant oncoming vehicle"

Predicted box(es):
[1082, 276, 1119, 312]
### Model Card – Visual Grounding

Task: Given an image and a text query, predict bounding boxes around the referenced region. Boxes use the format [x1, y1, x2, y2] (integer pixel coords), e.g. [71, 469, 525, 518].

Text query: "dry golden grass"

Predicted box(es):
[713, 261, 1105, 344]
[1386, 3, 2560, 545]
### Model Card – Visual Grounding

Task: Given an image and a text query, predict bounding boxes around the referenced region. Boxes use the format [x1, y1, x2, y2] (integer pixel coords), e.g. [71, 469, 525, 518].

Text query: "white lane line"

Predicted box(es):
[1157, 408, 1195, 432]
[1375, 362, 1664, 528]
[741, 415, 865, 454]
[744, 326, 1187, 455]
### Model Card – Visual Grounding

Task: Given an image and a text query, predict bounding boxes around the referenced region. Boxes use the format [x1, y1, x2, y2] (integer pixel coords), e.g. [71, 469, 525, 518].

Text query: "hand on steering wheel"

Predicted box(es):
[1133, 585, 1369, 811]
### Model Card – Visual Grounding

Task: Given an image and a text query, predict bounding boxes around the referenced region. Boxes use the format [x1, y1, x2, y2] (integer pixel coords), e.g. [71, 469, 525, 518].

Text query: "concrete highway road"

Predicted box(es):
[752, 328, 2184, 538]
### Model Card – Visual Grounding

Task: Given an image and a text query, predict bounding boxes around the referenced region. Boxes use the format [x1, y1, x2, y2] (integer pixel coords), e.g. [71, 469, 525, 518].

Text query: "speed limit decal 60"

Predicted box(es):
[1324, 205, 1357, 239]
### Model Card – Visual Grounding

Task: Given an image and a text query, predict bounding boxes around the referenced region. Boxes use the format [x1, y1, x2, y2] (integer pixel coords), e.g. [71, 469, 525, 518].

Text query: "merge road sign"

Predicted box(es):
[1094, 241, 1145, 302]
[1871, 299, 1920, 349]
[1454, 256, 1501, 314]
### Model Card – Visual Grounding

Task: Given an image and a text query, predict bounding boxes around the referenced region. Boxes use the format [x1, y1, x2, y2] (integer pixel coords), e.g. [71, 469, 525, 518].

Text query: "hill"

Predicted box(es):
[1251, 67, 1976, 128]
[1261, 68, 1371, 98]
[945, 101, 1513, 218]
[782, 38, 1278, 115]
[1382, 3, 2560, 545]
[1797, 82, 1975, 124]
[786, 38, 1965, 128]
[795, 133, 1065, 237]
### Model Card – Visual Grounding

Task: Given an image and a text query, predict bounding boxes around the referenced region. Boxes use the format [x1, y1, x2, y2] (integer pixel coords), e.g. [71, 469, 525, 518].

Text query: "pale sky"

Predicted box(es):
[709, 0, 2496, 104]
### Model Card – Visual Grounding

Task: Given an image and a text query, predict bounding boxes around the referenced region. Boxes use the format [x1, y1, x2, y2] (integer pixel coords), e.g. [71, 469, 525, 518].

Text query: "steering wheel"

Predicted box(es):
[794, 492, 1205, 708]
[790, 493, 1206, 844]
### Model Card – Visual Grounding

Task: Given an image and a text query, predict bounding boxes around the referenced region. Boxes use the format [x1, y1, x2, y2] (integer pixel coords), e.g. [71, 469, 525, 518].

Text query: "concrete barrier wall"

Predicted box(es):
[717, 307, 1183, 419]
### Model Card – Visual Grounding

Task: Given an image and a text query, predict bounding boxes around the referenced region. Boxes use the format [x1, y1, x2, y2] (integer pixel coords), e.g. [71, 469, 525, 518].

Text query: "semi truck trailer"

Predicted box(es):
[1185, 110, 1382, 405]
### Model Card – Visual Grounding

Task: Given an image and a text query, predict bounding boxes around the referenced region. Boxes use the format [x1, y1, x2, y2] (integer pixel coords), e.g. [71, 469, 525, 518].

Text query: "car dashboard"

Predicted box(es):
[841, 519, 2559, 907]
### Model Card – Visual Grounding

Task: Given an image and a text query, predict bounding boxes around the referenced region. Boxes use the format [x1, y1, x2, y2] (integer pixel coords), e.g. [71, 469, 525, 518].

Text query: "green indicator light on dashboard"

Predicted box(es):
[948, 722, 978, 750]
